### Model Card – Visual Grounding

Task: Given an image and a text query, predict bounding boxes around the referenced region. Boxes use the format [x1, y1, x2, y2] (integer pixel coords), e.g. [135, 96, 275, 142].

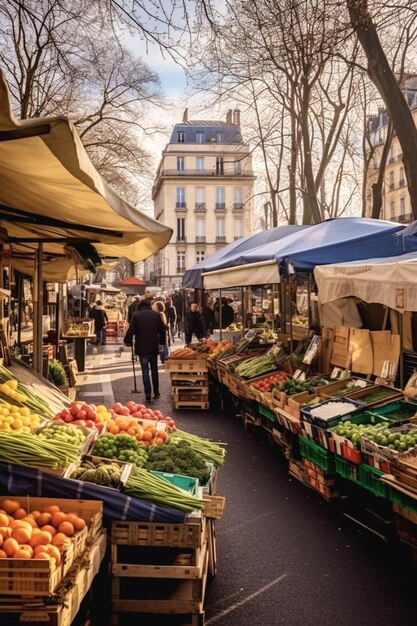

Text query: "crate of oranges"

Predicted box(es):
[0, 496, 103, 595]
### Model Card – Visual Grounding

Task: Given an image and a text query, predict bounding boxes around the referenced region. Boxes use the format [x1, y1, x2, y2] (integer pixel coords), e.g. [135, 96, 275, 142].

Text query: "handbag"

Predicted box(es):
[160, 343, 170, 363]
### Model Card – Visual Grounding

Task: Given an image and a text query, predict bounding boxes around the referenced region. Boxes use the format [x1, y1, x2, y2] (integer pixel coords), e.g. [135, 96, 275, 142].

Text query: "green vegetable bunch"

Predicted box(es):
[92, 433, 148, 466]
[70, 459, 124, 488]
[36, 422, 86, 447]
[48, 359, 68, 388]
[146, 440, 211, 483]
[273, 378, 315, 395]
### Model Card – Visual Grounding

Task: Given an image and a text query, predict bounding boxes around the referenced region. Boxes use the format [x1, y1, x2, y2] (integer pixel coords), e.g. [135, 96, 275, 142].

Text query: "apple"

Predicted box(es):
[85, 420, 95, 428]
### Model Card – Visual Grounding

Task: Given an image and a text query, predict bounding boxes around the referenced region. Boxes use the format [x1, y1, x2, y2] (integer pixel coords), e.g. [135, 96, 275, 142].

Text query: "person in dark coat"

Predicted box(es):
[124, 299, 166, 403]
[202, 298, 215, 335]
[185, 303, 206, 344]
[127, 295, 140, 323]
[165, 297, 177, 342]
[221, 297, 234, 329]
[89, 300, 108, 345]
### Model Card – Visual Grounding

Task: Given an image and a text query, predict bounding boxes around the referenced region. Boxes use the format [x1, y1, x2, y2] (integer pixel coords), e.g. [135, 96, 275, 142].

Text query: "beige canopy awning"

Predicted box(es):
[0, 72, 172, 280]
[202, 260, 280, 289]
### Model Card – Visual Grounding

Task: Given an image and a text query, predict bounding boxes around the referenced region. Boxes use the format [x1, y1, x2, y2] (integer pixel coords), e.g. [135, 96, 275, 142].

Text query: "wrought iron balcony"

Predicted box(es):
[195, 202, 206, 211]
[195, 236, 206, 243]
[215, 203, 226, 210]
[233, 203, 243, 210]
[215, 236, 226, 243]
[176, 236, 187, 243]
[175, 202, 187, 210]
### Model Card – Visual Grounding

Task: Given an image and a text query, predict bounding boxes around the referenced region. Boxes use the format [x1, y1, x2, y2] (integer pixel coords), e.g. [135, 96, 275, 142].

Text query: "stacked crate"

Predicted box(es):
[110, 516, 209, 626]
[166, 355, 209, 410]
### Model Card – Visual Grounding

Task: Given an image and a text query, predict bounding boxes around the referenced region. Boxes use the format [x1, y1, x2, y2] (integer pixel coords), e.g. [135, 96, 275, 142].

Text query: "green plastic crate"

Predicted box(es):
[335, 456, 388, 498]
[258, 403, 277, 423]
[149, 471, 199, 495]
[369, 401, 417, 425]
[299, 435, 335, 473]
[388, 486, 417, 514]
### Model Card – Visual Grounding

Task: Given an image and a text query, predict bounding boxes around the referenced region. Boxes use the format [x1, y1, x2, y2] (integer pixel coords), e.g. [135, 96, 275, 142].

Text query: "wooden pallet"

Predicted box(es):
[173, 400, 210, 411]
[170, 373, 208, 383]
[110, 610, 205, 626]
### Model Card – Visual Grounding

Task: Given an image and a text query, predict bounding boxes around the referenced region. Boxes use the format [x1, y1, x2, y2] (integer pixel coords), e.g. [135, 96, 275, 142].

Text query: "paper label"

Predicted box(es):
[331, 367, 342, 379]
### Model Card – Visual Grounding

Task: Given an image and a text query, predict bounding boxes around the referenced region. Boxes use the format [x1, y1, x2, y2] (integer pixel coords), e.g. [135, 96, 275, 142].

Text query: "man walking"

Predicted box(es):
[124, 299, 166, 403]
[89, 300, 108, 345]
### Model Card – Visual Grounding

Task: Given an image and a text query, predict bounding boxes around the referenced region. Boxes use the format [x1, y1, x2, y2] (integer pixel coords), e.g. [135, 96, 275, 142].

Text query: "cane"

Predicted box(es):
[130, 342, 141, 393]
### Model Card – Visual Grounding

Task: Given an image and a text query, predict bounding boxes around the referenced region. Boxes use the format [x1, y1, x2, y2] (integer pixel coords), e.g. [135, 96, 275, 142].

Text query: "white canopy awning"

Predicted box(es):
[314, 252, 417, 312]
[203, 259, 280, 289]
[0, 72, 172, 280]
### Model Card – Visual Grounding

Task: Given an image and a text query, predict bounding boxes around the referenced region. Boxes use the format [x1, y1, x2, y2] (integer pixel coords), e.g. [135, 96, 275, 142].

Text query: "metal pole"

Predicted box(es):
[241, 286, 244, 338]
[33, 243, 43, 374]
[17, 272, 23, 346]
[130, 342, 140, 393]
[399, 312, 404, 389]
[307, 274, 312, 330]
[219, 289, 222, 342]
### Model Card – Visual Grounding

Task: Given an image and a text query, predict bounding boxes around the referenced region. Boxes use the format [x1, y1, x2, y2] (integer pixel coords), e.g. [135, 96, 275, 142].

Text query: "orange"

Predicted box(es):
[30, 530, 52, 547]
[9, 520, 32, 532]
[51, 532, 69, 550]
[3, 537, 19, 557]
[0, 513, 9, 527]
[0, 550, 7, 558]
[29, 510, 41, 520]
[50, 511, 67, 528]
[1, 499, 20, 515]
[0, 527, 12, 539]
[13, 507, 27, 520]
[33, 545, 48, 555]
[72, 517, 86, 532]
[108, 424, 119, 435]
[155, 437, 165, 446]
[19, 544, 33, 557]
[141, 431, 152, 442]
[11, 526, 31, 544]
[40, 525, 56, 536]
[158, 431, 168, 441]
[13, 549, 31, 559]
[44, 505, 60, 515]
[58, 521, 74, 537]
[46, 544, 61, 566]
[36, 512, 52, 527]
[21, 516, 37, 528]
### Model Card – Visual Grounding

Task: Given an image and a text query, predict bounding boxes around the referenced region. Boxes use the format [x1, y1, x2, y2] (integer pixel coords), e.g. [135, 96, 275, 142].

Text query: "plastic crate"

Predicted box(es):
[335, 455, 360, 481]
[335, 457, 388, 498]
[369, 400, 417, 425]
[149, 470, 199, 495]
[388, 487, 417, 515]
[328, 412, 388, 464]
[301, 397, 367, 429]
[258, 403, 277, 423]
[299, 435, 335, 473]
[360, 423, 417, 473]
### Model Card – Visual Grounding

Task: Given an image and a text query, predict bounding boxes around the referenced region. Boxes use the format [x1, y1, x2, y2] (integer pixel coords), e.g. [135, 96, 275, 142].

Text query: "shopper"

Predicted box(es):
[202, 298, 215, 336]
[185, 303, 206, 344]
[152, 300, 170, 363]
[89, 300, 108, 345]
[127, 295, 140, 323]
[124, 299, 166, 403]
[221, 297, 234, 329]
[165, 297, 177, 342]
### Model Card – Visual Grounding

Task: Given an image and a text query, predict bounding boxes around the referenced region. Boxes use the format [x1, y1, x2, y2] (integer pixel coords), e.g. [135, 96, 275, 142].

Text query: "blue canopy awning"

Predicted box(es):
[224, 217, 416, 276]
[183, 225, 307, 288]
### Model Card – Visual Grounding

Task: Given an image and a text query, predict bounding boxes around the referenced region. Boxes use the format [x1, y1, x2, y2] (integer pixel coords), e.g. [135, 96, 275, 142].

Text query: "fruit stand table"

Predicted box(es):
[62, 334, 96, 372]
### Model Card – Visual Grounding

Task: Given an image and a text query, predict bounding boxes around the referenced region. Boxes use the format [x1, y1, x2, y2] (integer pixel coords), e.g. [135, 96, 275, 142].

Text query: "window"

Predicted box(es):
[196, 132, 205, 144]
[196, 157, 205, 171]
[400, 197, 405, 213]
[196, 187, 205, 203]
[216, 187, 225, 209]
[196, 250, 205, 263]
[177, 131, 185, 143]
[177, 157, 184, 172]
[176, 187, 186, 208]
[390, 200, 395, 216]
[234, 217, 243, 240]
[389, 171, 394, 190]
[196, 217, 205, 242]
[176, 250, 186, 273]
[400, 166, 405, 186]
[234, 187, 243, 209]
[216, 132, 223, 144]
[216, 217, 225, 241]
[234, 160, 242, 174]
[177, 217, 185, 242]
[216, 157, 224, 175]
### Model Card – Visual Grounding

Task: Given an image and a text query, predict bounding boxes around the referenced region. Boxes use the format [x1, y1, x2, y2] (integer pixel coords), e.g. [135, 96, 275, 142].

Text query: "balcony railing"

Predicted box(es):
[176, 266, 185, 273]
[195, 202, 206, 210]
[215, 203, 226, 210]
[176, 237, 187, 243]
[233, 203, 243, 210]
[158, 168, 254, 177]
[196, 236, 206, 243]
[176, 202, 187, 209]
[215, 236, 226, 243]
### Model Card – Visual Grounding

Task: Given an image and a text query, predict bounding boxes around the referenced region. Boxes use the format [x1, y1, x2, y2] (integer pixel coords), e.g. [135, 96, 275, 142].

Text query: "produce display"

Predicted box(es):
[254, 323, 280, 344]
[68, 457, 128, 488]
[308, 400, 358, 421]
[0, 403, 41, 433]
[0, 431, 81, 469]
[168, 430, 225, 467]
[234, 354, 278, 379]
[35, 422, 88, 449]
[0, 367, 53, 419]
[145, 440, 212, 483]
[272, 378, 316, 395]
[125, 467, 204, 512]
[362, 425, 417, 452]
[332, 383, 366, 397]
[332, 421, 383, 447]
[250, 372, 287, 392]
[106, 416, 169, 445]
[91, 433, 149, 466]
[48, 359, 68, 388]
[53, 401, 111, 430]
[352, 388, 399, 404]
[169, 347, 199, 358]
[0, 380, 27, 403]
[208, 340, 234, 361]
[110, 401, 176, 430]
[0, 497, 87, 564]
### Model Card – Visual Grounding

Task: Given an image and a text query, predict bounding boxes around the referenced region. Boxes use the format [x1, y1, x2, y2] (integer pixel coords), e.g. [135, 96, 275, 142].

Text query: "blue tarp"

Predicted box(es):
[211, 217, 416, 277]
[0, 462, 188, 525]
[182, 225, 307, 288]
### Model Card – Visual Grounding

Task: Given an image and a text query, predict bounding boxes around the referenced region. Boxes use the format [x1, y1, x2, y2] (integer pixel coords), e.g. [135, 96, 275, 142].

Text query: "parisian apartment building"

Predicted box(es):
[151, 109, 256, 291]
[365, 76, 417, 223]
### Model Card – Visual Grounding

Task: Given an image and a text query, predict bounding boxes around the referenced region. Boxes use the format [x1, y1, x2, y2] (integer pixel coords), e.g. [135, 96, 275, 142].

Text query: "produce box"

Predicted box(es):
[165, 355, 208, 373]
[328, 412, 389, 464]
[35, 420, 96, 455]
[299, 435, 335, 473]
[345, 384, 403, 408]
[111, 517, 205, 549]
[361, 423, 417, 473]
[275, 406, 302, 434]
[286, 391, 326, 418]
[64, 455, 133, 492]
[369, 400, 417, 425]
[149, 471, 199, 495]
[318, 377, 372, 398]
[335, 456, 388, 498]
[246, 371, 288, 402]
[0, 496, 102, 596]
[301, 397, 367, 429]
[300, 420, 330, 449]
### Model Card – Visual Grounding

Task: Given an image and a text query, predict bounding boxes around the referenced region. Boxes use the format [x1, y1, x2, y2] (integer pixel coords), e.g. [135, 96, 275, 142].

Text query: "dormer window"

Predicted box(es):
[177, 131, 185, 143]
[196, 132, 205, 144]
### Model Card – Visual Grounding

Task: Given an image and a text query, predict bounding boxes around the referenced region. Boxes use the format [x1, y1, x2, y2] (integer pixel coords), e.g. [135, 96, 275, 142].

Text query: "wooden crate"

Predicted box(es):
[170, 373, 208, 386]
[173, 400, 209, 411]
[0, 558, 63, 597]
[0, 531, 106, 625]
[202, 495, 225, 520]
[111, 518, 205, 549]
[165, 357, 208, 373]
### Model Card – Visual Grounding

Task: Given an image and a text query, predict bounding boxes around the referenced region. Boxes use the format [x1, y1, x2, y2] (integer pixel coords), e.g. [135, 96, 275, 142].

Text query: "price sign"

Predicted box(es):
[293, 369, 306, 381]
[331, 367, 343, 379]
[302, 335, 321, 365]
[244, 329, 259, 341]
[267, 343, 284, 364]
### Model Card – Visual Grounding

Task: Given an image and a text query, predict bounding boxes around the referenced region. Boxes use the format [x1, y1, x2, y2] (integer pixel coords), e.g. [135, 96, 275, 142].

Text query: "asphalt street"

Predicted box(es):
[75, 343, 417, 626]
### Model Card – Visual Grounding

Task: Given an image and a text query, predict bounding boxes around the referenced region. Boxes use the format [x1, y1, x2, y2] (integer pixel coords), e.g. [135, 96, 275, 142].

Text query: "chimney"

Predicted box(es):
[233, 109, 241, 126]
[226, 109, 233, 124]
[182, 108, 189, 123]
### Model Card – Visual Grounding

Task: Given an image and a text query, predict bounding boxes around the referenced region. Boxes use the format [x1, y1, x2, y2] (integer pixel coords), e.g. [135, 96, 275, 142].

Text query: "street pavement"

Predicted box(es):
[76, 343, 417, 626]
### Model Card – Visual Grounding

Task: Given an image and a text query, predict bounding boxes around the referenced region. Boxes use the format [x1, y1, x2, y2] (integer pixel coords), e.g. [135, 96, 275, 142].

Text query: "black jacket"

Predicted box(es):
[124, 305, 166, 356]
[165, 304, 177, 326]
[221, 303, 234, 328]
[186, 311, 206, 339]
[89, 305, 108, 331]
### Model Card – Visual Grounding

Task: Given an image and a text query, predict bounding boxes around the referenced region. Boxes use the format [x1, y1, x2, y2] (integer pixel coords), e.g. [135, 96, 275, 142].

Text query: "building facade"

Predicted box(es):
[365, 80, 417, 223]
[151, 109, 255, 291]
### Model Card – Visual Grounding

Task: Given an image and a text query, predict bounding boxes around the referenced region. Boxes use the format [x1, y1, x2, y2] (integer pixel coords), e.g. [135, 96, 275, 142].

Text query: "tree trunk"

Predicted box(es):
[347, 0, 417, 220]
[300, 81, 322, 224]
[371, 120, 393, 219]
[288, 98, 298, 225]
